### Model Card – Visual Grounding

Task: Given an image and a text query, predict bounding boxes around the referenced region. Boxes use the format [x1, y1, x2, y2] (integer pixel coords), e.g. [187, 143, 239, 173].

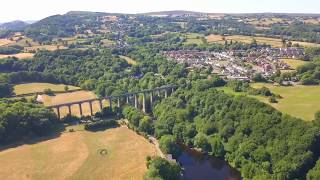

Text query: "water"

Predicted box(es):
[177, 145, 242, 180]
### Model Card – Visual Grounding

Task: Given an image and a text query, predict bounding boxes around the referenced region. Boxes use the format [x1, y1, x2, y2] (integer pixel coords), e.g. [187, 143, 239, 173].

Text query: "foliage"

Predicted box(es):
[84, 120, 118, 131]
[144, 157, 181, 180]
[153, 83, 320, 179]
[0, 99, 58, 144]
[307, 159, 320, 180]
[159, 135, 181, 158]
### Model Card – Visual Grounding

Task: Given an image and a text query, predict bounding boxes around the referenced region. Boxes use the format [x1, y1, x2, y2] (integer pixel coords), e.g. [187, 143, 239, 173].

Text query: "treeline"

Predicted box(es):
[153, 81, 320, 179]
[296, 47, 320, 85]
[0, 47, 188, 98]
[0, 99, 59, 144]
[0, 45, 24, 54]
[84, 120, 118, 131]
[122, 106, 154, 135]
[144, 156, 181, 180]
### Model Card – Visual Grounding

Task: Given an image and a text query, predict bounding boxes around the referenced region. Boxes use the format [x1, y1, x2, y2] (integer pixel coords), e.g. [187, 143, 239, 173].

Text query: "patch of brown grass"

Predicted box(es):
[40, 91, 109, 117]
[0, 53, 34, 59]
[0, 126, 157, 180]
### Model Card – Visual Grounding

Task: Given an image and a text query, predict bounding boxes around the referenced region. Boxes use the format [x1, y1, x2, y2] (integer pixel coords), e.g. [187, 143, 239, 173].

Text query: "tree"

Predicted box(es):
[194, 133, 211, 152]
[43, 88, 54, 96]
[144, 157, 181, 180]
[159, 135, 181, 158]
[0, 83, 13, 98]
[64, 85, 69, 92]
[307, 159, 320, 180]
[209, 135, 225, 157]
[139, 116, 154, 134]
[252, 73, 266, 82]
[315, 111, 320, 122]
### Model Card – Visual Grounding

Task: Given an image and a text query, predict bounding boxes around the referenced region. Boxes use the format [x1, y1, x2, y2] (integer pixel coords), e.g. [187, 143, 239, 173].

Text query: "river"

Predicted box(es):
[177, 145, 242, 180]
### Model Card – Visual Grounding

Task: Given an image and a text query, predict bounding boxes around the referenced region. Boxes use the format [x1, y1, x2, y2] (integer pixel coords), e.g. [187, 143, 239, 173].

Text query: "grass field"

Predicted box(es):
[0, 126, 158, 180]
[0, 53, 34, 59]
[219, 84, 320, 121]
[183, 33, 205, 45]
[119, 55, 138, 65]
[24, 45, 67, 52]
[40, 90, 109, 117]
[280, 58, 308, 70]
[0, 38, 14, 46]
[206, 34, 320, 48]
[14, 83, 80, 95]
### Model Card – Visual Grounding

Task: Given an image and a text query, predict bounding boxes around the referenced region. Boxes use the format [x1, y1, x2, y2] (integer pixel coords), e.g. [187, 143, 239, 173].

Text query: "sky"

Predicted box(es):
[0, 0, 319, 22]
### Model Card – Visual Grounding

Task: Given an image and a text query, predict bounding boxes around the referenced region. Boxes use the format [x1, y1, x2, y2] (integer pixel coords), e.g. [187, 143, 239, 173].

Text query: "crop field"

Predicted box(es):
[280, 58, 308, 69]
[0, 126, 158, 180]
[206, 34, 320, 48]
[219, 84, 320, 121]
[119, 55, 137, 65]
[13, 83, 81, 95]
[0, 53, 34, 59]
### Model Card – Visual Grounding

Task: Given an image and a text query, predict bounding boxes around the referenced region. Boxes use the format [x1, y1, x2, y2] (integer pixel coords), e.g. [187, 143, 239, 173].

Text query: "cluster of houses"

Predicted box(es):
[161, 47, 305, 81]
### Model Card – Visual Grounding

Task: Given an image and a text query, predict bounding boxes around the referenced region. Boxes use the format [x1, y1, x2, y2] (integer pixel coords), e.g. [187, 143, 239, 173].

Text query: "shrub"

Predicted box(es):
[84, 120, 118, 131]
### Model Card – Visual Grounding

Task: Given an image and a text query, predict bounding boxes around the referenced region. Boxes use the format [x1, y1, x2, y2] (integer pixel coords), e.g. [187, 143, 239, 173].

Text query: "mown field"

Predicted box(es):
[0, 53, 34, 59]
[0, 126, 157, 180]
[280, 58, 308, 70]
[14, 83, 80, 95]
[206, 34, 320, 48]
[183, 33, 205, 45]
[219, 84, 320, 121]
[40, 90, 110, 117]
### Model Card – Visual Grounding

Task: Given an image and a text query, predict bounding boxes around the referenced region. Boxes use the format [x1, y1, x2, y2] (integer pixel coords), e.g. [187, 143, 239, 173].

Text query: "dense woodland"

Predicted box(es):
[153, 82, 320, 179]
[0, 99, 59, 144]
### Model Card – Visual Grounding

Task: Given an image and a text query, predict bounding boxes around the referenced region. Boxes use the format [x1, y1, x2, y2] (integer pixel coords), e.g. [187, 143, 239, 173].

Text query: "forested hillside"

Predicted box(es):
[153, 82, 320, 179]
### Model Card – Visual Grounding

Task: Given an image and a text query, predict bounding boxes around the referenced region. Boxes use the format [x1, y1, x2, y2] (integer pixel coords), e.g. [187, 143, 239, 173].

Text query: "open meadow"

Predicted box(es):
[0, 53, 34, 59]
[219, 84, 320, 121]
[14, 83, 80, 95]
[0, 126, 157, 180]
[280, 58, 308, 70]
[40, 90, 110, 117]
[206, 34, 320, 48]
[183, 33, 205, 45]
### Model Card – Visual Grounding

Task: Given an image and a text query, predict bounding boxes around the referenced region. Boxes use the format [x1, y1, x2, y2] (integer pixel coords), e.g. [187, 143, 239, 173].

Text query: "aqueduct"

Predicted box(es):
[47, 85, 178, 118]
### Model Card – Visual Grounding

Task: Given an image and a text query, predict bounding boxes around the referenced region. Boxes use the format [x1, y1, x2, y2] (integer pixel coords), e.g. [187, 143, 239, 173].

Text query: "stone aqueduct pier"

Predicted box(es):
[47, 85, 178, 118]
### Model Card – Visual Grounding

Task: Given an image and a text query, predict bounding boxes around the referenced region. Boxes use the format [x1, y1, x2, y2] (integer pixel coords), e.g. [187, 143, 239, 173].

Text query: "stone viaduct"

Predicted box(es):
[47, 85, 178, 119]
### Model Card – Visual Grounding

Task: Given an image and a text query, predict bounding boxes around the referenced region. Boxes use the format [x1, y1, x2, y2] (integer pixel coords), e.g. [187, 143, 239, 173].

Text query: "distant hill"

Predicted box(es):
[23, 11, 109, 42]
[0, 20, 29, 30]
[143, 10, 205, 16]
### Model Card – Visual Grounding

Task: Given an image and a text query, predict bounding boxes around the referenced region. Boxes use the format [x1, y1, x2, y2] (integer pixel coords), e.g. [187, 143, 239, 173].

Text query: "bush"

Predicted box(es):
[144, 157, 181, 180]
[159, 135, 181, 158]
[61, 114, 79, 124]
[84, 120, 118, 131]
[43, 88, 54, 96]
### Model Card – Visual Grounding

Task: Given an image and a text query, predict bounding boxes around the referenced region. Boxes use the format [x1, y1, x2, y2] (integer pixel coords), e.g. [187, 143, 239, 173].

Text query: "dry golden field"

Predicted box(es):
[24, 45, 67, 52]
[0, 38, 14, 46]
[0, 126, 158, 180]
[206, 34, 320, 48]
[0, 53, 34, 59]
[14, 83, 81, 95]
[40, 90, 109, 117]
